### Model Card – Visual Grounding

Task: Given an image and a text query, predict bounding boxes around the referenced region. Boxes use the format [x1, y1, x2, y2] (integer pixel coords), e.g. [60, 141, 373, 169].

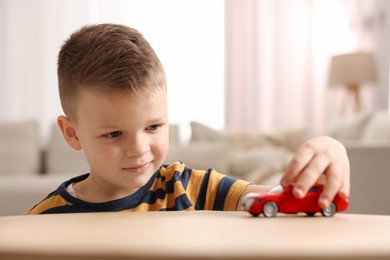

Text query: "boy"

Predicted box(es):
[27, 24, 349, 214]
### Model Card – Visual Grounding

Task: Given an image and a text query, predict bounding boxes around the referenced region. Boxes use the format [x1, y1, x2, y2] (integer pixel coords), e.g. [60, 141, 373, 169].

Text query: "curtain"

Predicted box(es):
[0, 0, 92, 141]
[225, 0, 389, 136]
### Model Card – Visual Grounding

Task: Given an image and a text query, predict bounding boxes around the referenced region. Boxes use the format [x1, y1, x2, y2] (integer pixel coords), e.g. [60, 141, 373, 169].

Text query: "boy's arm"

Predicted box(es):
[237, 136, 350, 211]
[237, 184, 271, 210]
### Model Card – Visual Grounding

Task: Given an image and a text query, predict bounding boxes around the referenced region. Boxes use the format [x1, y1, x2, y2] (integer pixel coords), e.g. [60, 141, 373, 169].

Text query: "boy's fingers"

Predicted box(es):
[318, 163, 344, 208]
[280, 136, 350, 209]
[292, 154, 330, 198]
[281, 146, 314, 187]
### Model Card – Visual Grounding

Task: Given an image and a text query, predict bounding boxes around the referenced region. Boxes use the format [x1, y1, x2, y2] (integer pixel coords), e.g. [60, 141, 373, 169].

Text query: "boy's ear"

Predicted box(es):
[57, 115, 82, 151]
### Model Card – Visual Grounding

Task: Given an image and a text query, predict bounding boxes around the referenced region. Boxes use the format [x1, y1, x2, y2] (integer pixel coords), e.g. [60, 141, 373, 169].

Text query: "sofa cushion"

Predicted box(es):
[0, 173, 76, 215]
[228, 147, 293, 183]
[45, 124, 89, 174]
[227, 130, 275, 148]
[228, 128, 305, 152]
[361, 110, 390, 143]
[190, 121, 226, 143]
[0, 120, 40, 175]
[267, 128, 306, 152]
[190, 121, 305, 152]
[326, 112, 372, 142]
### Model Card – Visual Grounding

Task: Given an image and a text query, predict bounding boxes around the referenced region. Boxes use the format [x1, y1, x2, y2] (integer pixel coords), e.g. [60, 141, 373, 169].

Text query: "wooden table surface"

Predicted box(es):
[0, 211, 389, 260]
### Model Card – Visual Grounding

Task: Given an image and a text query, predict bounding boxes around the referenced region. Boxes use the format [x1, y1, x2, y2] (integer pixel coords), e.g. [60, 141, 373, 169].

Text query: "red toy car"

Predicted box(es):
[241, 183, 349, 217]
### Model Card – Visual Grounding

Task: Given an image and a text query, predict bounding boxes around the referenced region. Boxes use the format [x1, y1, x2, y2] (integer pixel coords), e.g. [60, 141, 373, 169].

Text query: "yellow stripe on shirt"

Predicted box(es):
[204, 170, 224, 210]
[26, 194, 73, 215]
[224, 180, 250, 211]
[185, 169, 204, 209]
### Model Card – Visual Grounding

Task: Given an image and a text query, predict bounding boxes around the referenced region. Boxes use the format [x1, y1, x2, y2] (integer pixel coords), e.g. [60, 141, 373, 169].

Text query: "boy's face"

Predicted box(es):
[65, 87, 169, 197]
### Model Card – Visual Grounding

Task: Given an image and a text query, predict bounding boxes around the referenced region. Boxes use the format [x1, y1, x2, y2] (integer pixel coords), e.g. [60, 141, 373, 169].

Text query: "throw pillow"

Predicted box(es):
[361, 110, 390, 143]
[266, 128, 306, 152]
[227, 130, 275, 148]
[326, 112, 372, 142]
[190, 121, 305, 152]
[228, 146, 293, 182]
[190, 121, 226, 143]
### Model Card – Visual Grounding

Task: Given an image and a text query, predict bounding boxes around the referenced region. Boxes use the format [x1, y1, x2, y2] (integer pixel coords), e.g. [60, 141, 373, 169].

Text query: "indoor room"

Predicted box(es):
[1, 1, 390, 259]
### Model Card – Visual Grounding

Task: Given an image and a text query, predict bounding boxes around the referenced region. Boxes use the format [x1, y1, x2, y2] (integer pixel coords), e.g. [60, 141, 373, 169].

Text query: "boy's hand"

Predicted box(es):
[280, 136, 350, 209]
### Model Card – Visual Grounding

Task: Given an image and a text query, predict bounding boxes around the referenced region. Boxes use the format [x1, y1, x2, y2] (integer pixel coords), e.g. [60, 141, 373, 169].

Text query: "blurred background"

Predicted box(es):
[1, 0, 390, 216]
[1, 0, 389, 142]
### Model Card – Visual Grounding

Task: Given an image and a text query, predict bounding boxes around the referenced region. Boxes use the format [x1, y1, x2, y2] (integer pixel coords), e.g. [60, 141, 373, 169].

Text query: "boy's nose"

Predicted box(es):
[125, 136, 149, 157]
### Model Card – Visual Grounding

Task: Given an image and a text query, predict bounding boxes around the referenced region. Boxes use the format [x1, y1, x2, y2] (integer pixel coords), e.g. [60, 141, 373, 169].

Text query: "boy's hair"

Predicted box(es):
[57, 23, 166, 118]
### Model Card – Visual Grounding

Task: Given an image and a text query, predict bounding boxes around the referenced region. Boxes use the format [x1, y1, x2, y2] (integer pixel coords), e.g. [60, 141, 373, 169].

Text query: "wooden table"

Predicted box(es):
[0, 211, 389, 260]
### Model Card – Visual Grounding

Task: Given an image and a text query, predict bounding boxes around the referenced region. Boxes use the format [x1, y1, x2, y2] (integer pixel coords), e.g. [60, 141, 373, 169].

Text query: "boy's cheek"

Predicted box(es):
[157, 138, 170, 161]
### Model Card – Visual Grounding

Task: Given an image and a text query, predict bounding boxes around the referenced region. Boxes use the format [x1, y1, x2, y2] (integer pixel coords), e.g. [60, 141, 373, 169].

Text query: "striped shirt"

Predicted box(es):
[26, 161, 250, 214]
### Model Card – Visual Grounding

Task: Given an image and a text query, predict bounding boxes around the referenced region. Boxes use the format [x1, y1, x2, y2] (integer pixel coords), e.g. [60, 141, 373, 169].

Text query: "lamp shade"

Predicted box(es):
[329, 52, 377, 87]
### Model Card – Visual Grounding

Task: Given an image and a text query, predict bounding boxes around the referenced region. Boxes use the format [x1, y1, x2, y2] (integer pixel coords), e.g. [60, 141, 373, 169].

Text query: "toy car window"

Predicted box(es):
[309, 186, 321, 192]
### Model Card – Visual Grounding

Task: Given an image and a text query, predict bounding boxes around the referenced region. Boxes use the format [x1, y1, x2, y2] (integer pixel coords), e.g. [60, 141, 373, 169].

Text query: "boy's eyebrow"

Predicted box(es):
[146, 115, 168, 123]
[96, 115, 168, 130]
[95, 124, 123, 130]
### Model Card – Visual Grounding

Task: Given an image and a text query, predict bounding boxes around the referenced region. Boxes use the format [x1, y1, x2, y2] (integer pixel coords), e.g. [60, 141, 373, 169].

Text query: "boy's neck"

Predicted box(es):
[72, 176, 139, 203]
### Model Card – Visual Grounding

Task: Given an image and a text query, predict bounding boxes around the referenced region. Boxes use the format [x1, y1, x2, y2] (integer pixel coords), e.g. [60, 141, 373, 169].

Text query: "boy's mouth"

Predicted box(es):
[122, 162, 151, 173]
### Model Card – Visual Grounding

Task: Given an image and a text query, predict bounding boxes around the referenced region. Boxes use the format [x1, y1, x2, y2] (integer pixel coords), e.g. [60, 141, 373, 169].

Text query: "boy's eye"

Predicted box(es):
[105, 131, 122, 138]
[146, 124, 162, 131]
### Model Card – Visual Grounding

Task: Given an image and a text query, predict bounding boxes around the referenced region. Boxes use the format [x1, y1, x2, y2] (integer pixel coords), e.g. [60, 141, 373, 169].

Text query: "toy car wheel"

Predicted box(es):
[263, 201, 278, 217]
[321, 202, 336, 217]
[250, 212, 260, 217]
[306, 212, 316, 217]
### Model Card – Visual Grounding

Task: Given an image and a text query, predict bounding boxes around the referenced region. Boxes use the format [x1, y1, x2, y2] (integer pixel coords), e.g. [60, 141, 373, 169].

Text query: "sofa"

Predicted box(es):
[1, 110, 390, 216]
[326, 110, 390, 215]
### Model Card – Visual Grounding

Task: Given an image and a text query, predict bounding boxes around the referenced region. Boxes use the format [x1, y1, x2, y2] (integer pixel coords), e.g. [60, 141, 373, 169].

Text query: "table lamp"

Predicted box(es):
[328, 52, 377, 115]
